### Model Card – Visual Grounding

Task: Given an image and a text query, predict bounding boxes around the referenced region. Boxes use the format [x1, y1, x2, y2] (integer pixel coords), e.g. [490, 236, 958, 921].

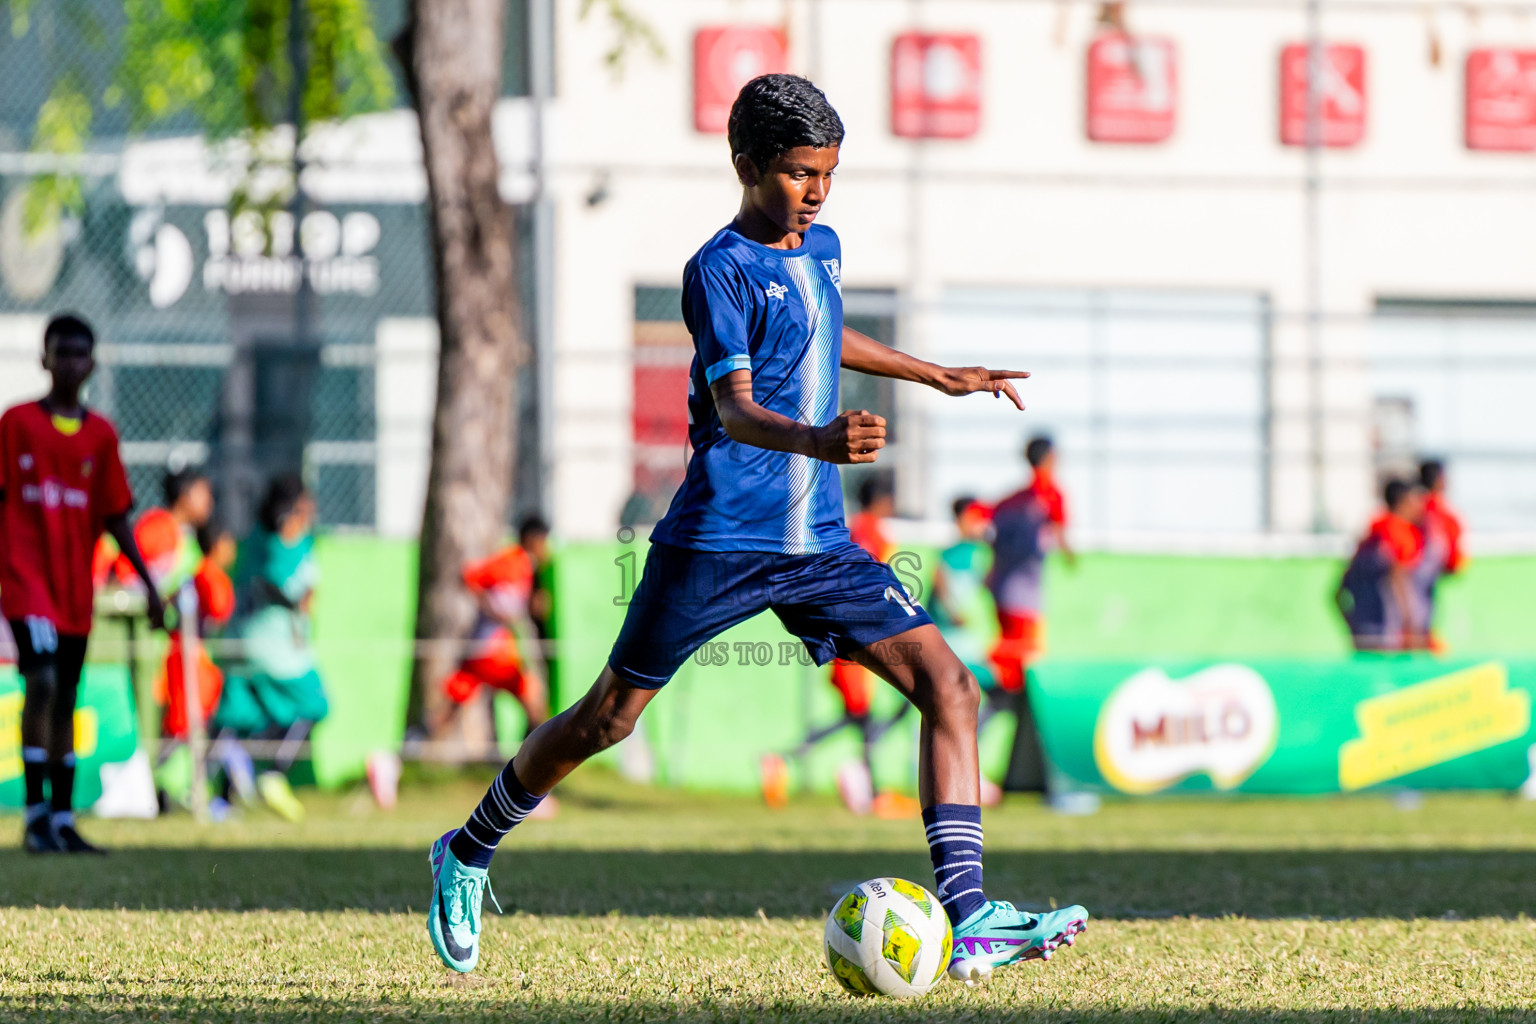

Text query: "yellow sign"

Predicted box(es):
[0, 691, 98, 781]
[1339, 662, 1530, 791]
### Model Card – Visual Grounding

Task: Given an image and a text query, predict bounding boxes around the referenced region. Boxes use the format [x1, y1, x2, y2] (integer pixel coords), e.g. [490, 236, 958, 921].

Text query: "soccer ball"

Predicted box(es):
[824, 877, 952, 998]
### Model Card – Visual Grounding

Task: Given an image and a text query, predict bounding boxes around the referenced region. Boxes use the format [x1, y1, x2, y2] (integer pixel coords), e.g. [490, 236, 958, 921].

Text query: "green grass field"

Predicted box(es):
[3, 769, 1535, 1022]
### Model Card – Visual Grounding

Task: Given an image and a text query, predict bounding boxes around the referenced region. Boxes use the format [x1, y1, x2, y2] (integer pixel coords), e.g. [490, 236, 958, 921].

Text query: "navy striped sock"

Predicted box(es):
[923, 804, 987, 926]
[448, 761, 544, 869]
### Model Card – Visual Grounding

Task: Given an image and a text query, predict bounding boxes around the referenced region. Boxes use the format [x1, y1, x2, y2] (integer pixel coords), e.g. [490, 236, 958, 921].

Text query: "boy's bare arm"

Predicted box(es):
[709, 369, 884, 464]
[839, 326, 1030, 409]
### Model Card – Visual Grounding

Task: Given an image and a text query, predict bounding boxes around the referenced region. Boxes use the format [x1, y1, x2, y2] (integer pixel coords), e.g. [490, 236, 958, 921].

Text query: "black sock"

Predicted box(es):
[49, 755, 76, 814]
[23, 747, 47, 810]
[448, 761, 544, 869]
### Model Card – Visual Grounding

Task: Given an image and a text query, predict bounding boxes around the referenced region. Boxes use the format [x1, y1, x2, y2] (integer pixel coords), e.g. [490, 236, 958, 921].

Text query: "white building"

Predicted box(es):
[2, 0, 1533, 547]
[534, 0, 1536, 546]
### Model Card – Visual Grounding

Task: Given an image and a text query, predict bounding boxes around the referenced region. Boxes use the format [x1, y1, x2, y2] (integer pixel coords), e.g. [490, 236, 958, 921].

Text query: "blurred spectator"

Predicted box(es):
[435, 516, 553, 748]
[988, 436, 1074, 694]
[1416, 458, 1466, 651]
[1337, 478, 1429, 652]
[214, 473, 327, 821]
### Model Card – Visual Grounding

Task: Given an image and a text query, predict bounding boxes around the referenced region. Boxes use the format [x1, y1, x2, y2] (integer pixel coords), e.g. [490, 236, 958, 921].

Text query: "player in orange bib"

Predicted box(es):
[0, 315, 166, 853]
[436, 517, 553, 750]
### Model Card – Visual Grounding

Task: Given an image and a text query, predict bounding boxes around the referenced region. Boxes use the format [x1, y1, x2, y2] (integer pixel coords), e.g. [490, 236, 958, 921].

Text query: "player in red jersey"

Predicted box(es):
[436, 516, 553, 745]
[0, 315, 166, 853]
[1416, 459, 1465, 651]
[1337, 478, 1428, 651]
[988, 436, 1075, 695]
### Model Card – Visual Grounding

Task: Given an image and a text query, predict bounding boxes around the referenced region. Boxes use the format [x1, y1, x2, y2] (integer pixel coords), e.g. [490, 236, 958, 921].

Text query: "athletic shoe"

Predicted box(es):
[427, 829, 498, 973]
[257, 771, 305, 822]
[948, 901, 1089, 983]
[53, 822, 107, 855]
[22, 813, 60, 854]
[759, 754, 789, 809]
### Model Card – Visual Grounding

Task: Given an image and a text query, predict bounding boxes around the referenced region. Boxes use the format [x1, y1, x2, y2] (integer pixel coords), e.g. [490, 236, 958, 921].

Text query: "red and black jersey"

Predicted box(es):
[0, 401, 133, 636]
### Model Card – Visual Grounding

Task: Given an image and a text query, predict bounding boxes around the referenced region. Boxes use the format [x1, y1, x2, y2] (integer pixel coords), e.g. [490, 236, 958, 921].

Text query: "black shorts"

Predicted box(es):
[607, 541, 933, 689]
[7, 617, 88, 690]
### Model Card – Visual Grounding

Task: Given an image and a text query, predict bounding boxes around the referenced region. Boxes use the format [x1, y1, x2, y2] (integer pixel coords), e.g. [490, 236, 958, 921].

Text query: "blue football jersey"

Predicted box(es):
[650, 223, 849, 554]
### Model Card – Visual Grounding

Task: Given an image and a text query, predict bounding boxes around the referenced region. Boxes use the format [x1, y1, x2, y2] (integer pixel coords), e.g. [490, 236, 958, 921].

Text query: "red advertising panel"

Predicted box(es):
[694, 26, 788, 134]
[1279, 43, 1367, 147]
[891, 32, 983, 139]
[1087, 34, 1178, 143]
[1465, 48, 1536, 151]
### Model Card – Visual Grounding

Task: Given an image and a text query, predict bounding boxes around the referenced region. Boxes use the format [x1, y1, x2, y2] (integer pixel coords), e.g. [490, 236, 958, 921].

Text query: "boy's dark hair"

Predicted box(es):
[44, 313, 95, 352]
[163, 466, 209, 509]
[952, 495, 979, 520]
[258, 472, 309, 533]
[518, 514, 550, 545]
[728, 74, 844, 173]
[856, 473, 895, 511]
[196, 520, 230, 557]
[1383, 477, 1419, 511]
[1419, 458, 1446, 491]
[1025, 435, 1055, 468]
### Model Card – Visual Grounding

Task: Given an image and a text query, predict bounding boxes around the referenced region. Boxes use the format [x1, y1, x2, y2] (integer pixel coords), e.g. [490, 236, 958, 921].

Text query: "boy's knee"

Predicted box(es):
[23, 665, 58, 706]
[928, 663, 980, 720]
[574, 703, 637, 754]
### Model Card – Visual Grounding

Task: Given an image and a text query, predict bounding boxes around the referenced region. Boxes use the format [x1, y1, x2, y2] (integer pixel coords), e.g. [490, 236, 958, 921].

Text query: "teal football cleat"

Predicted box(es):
[947, 901, 1089, 983]
[427, 829, 499, 973]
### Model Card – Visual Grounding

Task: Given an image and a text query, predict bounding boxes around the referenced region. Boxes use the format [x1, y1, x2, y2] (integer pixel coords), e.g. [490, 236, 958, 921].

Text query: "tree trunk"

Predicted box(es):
[399, 0, 523, 755]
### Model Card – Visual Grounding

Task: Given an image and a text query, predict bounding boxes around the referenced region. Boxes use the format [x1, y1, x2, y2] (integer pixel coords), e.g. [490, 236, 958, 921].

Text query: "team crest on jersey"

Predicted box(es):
[81, 458, 93, 478]
[19, 453, 33, 470]
[766, 281, 788, 300]
[822, 259, 842, 295]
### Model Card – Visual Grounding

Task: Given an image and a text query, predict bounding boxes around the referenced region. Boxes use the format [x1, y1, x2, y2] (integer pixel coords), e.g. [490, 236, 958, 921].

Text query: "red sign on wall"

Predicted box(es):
[694, 26, 788, 134]
[1279, 43, 1367, 147]
[1465, 48, 1536, 151]
[891, 33, 983, 139]
[1087, 35, 1177, 144]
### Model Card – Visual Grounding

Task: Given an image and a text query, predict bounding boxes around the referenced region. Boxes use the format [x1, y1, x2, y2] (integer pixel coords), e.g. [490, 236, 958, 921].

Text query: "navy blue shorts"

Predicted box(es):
[608, 541, 934, 689]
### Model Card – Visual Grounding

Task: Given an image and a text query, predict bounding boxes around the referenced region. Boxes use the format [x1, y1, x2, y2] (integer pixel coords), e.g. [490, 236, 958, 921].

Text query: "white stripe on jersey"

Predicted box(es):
[783, 254, 839, 555]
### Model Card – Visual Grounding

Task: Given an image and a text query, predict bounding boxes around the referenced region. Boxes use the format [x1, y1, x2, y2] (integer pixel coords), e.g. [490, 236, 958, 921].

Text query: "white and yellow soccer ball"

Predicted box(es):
[823, 877, 952, 998]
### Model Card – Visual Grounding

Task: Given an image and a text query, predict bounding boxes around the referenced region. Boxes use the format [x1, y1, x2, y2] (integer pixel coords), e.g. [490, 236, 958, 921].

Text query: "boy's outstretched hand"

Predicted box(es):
[812, 410, 886, 464]
[929, 366, 1030, 410]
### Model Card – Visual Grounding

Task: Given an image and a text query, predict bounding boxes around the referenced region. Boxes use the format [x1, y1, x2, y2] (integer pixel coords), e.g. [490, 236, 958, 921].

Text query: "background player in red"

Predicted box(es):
[0, 314, 165, 853]
[1336, 478, 1428, 651]
[436, 516, 553, 751]
[988, 435, 1074, 695]
[1415, 458, 1465, 651]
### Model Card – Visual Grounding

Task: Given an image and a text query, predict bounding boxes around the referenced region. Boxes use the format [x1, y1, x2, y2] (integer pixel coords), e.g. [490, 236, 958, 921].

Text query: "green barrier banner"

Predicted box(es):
[1031, 657, 1536, 796]
[0, 667, 140, 809]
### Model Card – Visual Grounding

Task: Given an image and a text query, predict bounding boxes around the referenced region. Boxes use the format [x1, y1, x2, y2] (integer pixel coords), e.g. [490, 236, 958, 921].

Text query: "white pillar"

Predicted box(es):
[374, 317, 439, 538]
[0, 315, 48, 411]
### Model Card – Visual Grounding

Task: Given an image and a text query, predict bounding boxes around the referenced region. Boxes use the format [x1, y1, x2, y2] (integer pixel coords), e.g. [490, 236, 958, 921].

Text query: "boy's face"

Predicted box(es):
[1395, 487, 1428, 523]
[735, 145, 840, 236]
[522, 530, 550, 563]
[211, 534, 237, 569]
[180, 478, 215, 527]
[43, 333, 94, 395]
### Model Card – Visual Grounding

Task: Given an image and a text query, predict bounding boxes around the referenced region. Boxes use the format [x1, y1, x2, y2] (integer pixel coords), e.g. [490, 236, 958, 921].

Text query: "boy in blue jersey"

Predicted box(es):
[425, 74, 1088, 984]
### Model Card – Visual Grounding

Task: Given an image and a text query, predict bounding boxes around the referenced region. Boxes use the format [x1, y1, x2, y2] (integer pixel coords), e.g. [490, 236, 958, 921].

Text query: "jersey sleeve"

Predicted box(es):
[685, 260, 755, 385]
[95, 424, 134, 520]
